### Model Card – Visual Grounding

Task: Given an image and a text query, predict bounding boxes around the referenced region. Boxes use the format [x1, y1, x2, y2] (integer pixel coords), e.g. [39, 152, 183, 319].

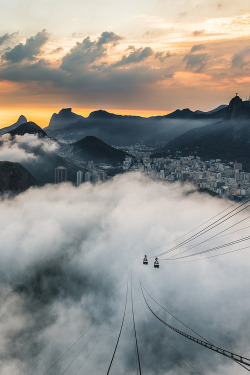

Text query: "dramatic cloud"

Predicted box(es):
[0, 133, 62, 183]
[0, 32, 17, 46]
[183, 52, 208, 72]
[190, 44, 205, 53]
[0, 173, 249, 375]
[231, 45, 250, 68]
[0, 134, 37, 162]
[2, 30, 50, 63]
[112, 47, 153, 67]
[155, 51, 173, 62]
[60, 32, 122, 72]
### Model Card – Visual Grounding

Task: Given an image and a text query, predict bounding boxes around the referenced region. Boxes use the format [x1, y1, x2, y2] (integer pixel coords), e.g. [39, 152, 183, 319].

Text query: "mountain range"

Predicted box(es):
[0, 94, 249, 192]
[153, 95, 250, 170]
[44, 106, 224, 145]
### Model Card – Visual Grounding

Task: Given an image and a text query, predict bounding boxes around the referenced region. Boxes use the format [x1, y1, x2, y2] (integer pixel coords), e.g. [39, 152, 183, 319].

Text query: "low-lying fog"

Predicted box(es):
[0, 173, 249, 375]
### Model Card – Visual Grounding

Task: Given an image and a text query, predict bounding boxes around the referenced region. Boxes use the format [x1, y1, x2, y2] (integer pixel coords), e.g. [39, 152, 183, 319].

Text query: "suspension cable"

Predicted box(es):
[175, 245, 250, 263]
[131, 275, 142, 375]
[140, 283, 250, 369]
[153, 200, 249, 258]
[41, 326, 91, 375]
[168, 215, 250, 260]
[59, 328, 99, 375]
[163, 236, 250, 261]
[106, 283, 128, 375]
[141, 282, 211, 344]
[148, 201, 237, 255]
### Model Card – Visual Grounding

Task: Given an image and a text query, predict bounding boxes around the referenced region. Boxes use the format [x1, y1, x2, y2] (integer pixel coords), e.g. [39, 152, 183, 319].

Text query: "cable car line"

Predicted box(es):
[148, 201, 237, 254]
[211, 224, 250, 240]
[155, 201, 249, 258]
[140, 281, 250, 373]
[168, 215, 250, 260]
[171, 245, 250, 263]
[153, 200, 249, 258]
[59, 328, 99, 375]
[41, 326, 91, 375]
[140, 283, 250, 369]
[141, 282, 211, 344]
[106, 283, 128, 375]
[73, 334, 103, 375]
[163, 236, 250, 261]
[141, 289, 202, 375]
[131, 275, 142, 375]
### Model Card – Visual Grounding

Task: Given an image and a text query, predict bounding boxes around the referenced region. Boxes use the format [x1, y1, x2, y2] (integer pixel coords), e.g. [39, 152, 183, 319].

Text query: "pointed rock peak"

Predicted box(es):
[17, 115, 27, 123]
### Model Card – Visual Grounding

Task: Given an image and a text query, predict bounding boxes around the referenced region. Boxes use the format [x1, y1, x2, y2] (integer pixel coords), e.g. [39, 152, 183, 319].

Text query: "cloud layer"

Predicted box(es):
[0, 28, 249, 117]
[0, 173, 249, 375]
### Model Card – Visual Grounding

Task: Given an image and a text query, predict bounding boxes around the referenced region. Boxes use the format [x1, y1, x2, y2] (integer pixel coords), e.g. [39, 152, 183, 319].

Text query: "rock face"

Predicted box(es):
[48, 108, 84, 130]
[0, 161, 37, 193]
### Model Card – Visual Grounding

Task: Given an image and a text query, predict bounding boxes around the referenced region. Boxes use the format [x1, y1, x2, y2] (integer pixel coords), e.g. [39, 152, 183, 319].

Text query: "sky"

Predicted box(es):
[0, 0, 250, 126]
[0, 172, 250, 375]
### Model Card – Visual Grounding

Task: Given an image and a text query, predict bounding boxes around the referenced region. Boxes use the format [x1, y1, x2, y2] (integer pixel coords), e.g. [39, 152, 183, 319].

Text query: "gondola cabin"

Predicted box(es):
[154, 258, 159, 268]
[143, 255, 148, 265]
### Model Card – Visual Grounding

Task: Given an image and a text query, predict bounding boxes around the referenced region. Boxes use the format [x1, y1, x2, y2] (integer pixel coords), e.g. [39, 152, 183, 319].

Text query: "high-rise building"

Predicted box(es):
[85, 171, 91, 182]
[99, 171, 107, 182]
[55, 166, 67, 183]
[92, 170, 99, 183]
[76, 171, 83, 186]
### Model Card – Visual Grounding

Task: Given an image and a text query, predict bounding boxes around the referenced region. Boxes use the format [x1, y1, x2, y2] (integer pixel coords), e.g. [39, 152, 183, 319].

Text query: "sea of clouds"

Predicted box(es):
[0, 173, 249, 375]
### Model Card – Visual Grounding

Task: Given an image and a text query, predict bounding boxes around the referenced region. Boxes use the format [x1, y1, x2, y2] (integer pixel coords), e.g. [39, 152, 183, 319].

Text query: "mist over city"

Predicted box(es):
[0, 0, 250, 374]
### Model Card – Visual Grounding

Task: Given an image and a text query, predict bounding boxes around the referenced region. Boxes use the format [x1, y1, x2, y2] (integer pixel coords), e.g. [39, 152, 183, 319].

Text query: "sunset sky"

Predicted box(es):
[0, 0, 250, 127]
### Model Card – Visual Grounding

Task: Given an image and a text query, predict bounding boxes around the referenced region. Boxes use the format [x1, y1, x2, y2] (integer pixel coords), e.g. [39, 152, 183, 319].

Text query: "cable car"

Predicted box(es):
[154, 258, 159, 268]
[143, 255, 148, 265]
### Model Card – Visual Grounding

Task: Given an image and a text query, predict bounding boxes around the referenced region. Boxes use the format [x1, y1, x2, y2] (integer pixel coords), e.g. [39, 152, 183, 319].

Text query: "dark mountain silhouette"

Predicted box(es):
[159, 106, 228, 120]
[71, 136, 129, 164]
[9, 122, 48, 137]
[0, 161, 37, 193]
[45, 105, 225, 145]
[0, 121, 78, 184]
[49, 108, 84, 130]
[195, 105, 227, 115]
[0, 115, 27, 136]
[153, 95, 250, 170]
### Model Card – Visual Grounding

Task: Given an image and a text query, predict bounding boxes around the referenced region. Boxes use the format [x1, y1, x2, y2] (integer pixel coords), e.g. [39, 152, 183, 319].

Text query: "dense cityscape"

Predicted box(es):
[56, 140, 250, 200]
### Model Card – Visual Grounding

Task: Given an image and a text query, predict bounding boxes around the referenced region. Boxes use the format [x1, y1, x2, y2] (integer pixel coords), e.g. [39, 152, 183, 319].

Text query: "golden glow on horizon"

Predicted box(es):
[0, 107, 172, 128]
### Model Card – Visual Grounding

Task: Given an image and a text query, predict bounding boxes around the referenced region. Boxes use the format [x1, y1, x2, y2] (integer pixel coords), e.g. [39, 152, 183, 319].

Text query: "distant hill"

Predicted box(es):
[45, 105, 224, 146]
[71, 136, 129, 164]
[9, 122, 48, 137]
[0, 115, 27, 136]
[0, 121, 78, 184]
[153, 95, 250, 170]
[195, 105, 227, 115]
[159, 106, 228, 120]
[0, 161, 37, 193]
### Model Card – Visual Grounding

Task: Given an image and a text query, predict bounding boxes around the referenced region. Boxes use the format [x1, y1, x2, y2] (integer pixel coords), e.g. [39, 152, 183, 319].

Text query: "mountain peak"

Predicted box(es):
[47, 108, 84, 130]
[58, 108, 72, 116]
[88, 110, 120, 119]
[17, 115, 27, 123]
[225, 94, 244, 120]
[9, 121, 48, 137]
